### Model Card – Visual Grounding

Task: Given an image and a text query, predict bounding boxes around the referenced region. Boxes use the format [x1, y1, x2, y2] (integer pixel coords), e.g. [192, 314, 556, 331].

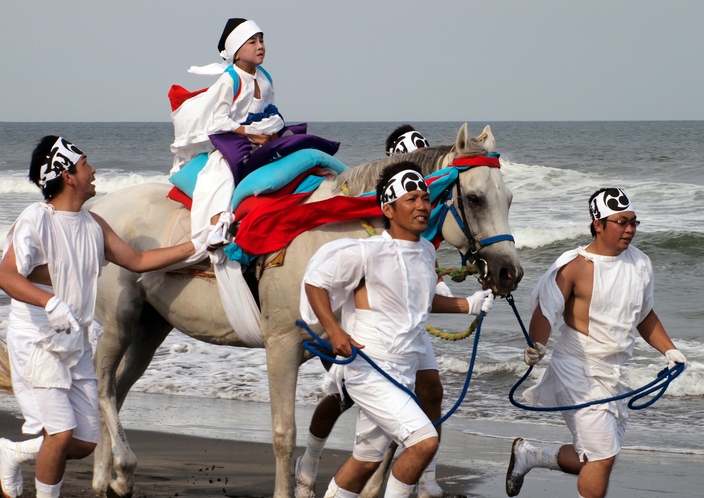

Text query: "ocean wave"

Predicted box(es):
[0, 169, 170, 194]
[502, 160, 704, 248]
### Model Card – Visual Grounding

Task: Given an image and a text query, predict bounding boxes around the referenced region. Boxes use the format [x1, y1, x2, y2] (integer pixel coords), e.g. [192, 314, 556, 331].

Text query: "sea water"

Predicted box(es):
[1, 121, 703, 455]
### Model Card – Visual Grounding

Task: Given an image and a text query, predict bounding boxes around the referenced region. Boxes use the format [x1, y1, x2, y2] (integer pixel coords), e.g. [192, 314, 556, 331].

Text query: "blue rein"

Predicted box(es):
[504, 294, 685, 411]
[297, 294, 684, 428]
[296, 315, 486, 427]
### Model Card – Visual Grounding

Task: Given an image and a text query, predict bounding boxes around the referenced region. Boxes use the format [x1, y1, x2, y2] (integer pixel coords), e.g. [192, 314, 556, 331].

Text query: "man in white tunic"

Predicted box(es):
[505, 188, 687, 498]
[294, 127, 451, 498]
[300, 163, 493, 498]
[0, 136, 215, 498]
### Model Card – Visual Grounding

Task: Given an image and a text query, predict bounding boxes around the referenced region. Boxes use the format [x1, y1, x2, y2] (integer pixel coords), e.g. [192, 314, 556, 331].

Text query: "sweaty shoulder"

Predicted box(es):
[560, 252, 591, 277]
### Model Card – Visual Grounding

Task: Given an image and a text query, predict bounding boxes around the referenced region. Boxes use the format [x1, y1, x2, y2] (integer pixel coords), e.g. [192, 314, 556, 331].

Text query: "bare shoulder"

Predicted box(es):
[556, 253, 591, 287]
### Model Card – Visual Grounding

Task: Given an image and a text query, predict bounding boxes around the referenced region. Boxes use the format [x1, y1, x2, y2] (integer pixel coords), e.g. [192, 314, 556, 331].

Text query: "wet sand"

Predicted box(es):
[1, 399, 702, 497]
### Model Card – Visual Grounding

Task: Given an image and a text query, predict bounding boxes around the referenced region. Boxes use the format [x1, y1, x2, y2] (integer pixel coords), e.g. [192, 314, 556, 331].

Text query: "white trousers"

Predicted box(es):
[7, 303, 99, 442]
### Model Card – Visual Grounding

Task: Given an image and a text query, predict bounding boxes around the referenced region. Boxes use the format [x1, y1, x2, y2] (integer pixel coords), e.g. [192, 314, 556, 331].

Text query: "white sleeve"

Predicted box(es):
[530, 250, 579, 328]
[6, 205, 48, 277]
[171, 74, 241, 149]
[300, 239, 365, 324]
[637, 255, 655, 324]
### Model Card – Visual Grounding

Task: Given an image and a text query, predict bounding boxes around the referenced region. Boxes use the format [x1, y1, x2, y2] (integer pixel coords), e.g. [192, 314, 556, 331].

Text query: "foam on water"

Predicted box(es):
[0, 169, 169, 195]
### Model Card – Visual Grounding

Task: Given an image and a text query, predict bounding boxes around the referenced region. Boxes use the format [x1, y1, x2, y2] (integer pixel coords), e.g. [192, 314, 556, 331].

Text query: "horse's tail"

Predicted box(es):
[0, 340, 13, 395]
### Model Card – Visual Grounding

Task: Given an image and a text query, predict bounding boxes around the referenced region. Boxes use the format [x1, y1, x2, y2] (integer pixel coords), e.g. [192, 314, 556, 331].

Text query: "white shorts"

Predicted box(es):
[562, 407, 627, 462]
[7, 305, 99, 443]
[342, 359, 437, 462]
[418, 332, 438, 371]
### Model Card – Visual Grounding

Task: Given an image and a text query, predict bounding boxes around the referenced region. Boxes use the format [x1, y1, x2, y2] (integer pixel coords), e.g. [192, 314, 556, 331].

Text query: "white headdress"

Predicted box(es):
[188, 19, 263, 76]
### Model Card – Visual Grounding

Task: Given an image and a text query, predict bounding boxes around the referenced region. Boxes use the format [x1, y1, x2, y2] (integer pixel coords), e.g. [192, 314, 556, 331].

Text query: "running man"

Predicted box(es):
[0, 136, 217, 498]
[505, 188, 687, 498]
[300, 162, 493, 498]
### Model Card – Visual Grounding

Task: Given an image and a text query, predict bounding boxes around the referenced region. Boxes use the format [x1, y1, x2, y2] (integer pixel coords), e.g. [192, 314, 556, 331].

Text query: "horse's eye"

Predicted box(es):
[466, 194, 481, 206]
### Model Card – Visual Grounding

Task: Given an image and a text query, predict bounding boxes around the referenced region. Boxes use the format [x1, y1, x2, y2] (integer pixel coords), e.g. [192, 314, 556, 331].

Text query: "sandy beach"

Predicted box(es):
[2, 394, 702, 498]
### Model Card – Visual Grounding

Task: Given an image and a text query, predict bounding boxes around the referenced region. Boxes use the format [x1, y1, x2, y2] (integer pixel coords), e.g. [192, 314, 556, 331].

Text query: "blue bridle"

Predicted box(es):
[428, 155, 515, 266]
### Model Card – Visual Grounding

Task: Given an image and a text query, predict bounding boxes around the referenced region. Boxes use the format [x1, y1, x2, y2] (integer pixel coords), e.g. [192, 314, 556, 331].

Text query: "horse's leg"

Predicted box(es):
[93, 273, 171, 497]
[110, 304, 172, 498]
[92, 303, 139, 497]
[360, 443, 398, 498]
[265, 328, 304, 498]
[114, 304, 173, 410]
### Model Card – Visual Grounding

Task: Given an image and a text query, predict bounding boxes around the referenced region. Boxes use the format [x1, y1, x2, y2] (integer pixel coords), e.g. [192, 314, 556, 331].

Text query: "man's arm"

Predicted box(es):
[432, 290, 493, 315]
[530, 262, 578, 345]
[636, 310, 677, 354]
[91, 213, 197, 273]
[431, 294, 468, 313]
[528, 304, 553, 347]
[523, 262, 578, 366]
[304, 283, 363, 358]
[0, 244, 53, 308]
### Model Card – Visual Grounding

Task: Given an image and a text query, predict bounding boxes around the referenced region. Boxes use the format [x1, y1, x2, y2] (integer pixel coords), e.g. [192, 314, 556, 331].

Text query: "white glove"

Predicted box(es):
[524, 342, 546, 366]
[466, 289, 494, 316]
[665, 349, 687, 369]
[191, 212, 234, 252]
[435, 280, 454, 297]
[44, 296, 80, 334]
[192, 223, 227, 254]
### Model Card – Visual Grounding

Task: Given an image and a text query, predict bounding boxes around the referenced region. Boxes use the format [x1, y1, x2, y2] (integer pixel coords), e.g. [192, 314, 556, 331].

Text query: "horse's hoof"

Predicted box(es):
[106, 484, 133, 498]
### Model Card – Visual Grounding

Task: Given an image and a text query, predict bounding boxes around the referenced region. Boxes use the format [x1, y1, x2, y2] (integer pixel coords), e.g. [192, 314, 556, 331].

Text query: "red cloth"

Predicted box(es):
[234, 167, 330, 220]
[167, 85, 209, 112]
[450, 156, 501, 168]
[235, 194, 382, 255]
[167, 186, 193, 209]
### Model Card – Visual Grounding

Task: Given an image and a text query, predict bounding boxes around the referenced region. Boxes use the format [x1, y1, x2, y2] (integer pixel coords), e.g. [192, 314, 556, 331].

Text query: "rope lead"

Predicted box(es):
[505, 294, 685, 411]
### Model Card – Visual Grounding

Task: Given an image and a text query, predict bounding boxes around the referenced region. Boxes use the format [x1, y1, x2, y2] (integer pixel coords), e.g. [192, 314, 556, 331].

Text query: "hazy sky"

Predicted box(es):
[2, 1, 703, 122]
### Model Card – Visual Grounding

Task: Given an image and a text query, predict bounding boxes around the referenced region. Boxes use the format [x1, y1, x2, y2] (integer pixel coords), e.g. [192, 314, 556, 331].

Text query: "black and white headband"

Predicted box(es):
[38, 137, 83, 188]
[589, 188, 633, 220]
[380, 170, 428, 207]
[387, 131, 429, 156]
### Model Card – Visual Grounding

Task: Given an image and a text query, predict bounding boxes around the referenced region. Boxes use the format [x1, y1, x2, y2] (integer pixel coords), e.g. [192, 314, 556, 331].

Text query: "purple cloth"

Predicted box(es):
[209, 123, 340, 185]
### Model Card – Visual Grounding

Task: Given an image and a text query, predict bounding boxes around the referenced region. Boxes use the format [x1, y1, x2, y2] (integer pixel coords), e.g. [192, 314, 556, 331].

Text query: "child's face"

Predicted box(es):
[235, 33, 265, 69]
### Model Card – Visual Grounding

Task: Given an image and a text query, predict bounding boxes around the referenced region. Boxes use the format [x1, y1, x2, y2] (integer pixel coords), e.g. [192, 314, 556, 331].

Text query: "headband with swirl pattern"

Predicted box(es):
[380, 170, 428, 207]
[38, 137, 83, 188]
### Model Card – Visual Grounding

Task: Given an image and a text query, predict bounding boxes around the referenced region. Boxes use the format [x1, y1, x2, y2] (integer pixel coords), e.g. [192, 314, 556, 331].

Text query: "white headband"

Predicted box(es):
[589, 188, 634, 220]
[189, 20, 263, 76]
[380, 170, 428, 207]
[387, 130, 429, 156]
[38, 137, 83, 188]
[222, 20, 262, 60]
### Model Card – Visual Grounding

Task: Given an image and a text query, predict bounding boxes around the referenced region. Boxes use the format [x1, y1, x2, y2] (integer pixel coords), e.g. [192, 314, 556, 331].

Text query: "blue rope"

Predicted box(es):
[296, 315, 485, 427]
[504, 295, 685, 411]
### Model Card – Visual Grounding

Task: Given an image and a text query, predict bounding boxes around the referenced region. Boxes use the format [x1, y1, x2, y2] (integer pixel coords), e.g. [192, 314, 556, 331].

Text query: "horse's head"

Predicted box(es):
[439, 123, 523, 296]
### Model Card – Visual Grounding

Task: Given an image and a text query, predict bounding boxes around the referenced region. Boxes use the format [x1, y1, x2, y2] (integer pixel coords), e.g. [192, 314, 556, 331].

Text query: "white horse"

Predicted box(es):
[85, 123, 523, 498]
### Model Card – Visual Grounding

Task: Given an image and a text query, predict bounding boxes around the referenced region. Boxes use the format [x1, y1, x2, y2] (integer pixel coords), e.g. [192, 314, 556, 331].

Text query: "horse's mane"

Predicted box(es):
[332, 132, 491, 196]
[333, 145, 453, 196]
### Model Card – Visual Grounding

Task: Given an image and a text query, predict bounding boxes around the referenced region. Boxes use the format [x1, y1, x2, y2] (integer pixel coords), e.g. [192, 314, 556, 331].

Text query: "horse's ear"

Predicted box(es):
[455, 123, 469, 152]
[478, 125, 496, 152]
